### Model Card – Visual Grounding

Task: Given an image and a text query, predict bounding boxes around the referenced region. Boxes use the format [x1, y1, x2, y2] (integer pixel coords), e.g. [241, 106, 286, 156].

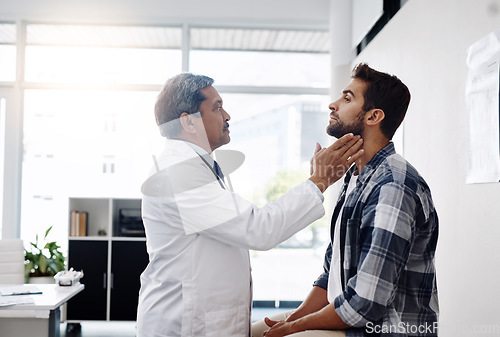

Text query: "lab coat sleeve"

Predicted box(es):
[168, 177, 325, 251]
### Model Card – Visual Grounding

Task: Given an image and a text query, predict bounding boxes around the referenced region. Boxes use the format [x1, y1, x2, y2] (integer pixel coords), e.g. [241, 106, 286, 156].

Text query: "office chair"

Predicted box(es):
[0, 239, 24, 284]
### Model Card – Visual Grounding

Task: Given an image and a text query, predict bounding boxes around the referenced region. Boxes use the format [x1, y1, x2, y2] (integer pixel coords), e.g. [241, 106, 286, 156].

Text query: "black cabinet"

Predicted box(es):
[66, 239, 148, 321]
[67, 240, 108, 320]
[110, 241, 149, 320]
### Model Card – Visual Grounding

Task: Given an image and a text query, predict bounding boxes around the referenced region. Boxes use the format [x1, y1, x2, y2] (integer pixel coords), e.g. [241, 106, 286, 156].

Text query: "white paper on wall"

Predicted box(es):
[465, 30, 500, 184]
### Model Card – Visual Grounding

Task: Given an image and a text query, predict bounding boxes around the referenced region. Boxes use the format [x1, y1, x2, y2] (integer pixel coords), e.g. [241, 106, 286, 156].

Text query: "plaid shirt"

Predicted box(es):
[314, 142, 439, 337]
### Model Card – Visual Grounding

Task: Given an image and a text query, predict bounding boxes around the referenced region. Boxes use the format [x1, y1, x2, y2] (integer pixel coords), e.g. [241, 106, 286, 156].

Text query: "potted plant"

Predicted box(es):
[24, 226, 66, 283]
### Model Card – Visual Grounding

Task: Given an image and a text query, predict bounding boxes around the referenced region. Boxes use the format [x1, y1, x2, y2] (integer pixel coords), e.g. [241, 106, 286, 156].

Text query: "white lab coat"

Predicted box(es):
[136, 139, 325, 337]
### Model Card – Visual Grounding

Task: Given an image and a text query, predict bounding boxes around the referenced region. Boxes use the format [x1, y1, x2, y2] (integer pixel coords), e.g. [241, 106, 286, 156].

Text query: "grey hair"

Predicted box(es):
[155, 73, 214, 137]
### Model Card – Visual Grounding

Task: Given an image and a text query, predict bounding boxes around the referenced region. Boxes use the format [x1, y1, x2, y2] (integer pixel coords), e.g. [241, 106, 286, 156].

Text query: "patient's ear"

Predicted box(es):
[179, 112, 196, 133]
[365, 108, 385, 126]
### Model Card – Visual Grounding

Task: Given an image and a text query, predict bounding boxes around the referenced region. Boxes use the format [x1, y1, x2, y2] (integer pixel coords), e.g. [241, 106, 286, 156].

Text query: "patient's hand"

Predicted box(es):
[263, 317, 296, 337]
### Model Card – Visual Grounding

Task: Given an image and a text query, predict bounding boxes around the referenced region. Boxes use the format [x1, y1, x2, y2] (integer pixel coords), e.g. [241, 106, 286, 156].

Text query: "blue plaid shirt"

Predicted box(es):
[314, 142, 439, 337]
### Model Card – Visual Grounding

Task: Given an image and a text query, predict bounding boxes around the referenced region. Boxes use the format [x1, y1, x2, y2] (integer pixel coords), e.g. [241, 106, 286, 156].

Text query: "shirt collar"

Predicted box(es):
[349, 141, 396, 185]
[183, 141, 216, 168]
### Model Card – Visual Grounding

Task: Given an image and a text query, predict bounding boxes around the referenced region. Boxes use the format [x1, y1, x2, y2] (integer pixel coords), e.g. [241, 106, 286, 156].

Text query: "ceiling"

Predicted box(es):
[190, 27, 329, 53]
[1, 23, 329, 53]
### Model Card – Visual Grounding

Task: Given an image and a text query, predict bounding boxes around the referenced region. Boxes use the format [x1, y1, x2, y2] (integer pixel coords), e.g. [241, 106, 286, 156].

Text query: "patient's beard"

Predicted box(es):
[327, 111, 365, 139]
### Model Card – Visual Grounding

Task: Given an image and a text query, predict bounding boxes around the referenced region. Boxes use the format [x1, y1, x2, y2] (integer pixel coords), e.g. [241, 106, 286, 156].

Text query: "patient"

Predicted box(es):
[252, 64, 439, 337]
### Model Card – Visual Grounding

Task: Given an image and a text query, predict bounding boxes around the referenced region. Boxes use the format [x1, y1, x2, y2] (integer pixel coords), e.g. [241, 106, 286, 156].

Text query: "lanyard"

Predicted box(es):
[196, 153, 225, 190]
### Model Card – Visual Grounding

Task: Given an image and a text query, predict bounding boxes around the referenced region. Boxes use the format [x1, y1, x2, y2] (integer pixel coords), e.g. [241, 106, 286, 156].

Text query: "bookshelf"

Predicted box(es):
[68, 197, 145, 238]
[66, 197, 148, 322]
[68, 198, 109, 238]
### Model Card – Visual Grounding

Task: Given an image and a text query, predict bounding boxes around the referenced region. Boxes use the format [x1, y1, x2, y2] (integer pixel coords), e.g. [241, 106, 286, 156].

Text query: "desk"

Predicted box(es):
[0, 283, 84, 337]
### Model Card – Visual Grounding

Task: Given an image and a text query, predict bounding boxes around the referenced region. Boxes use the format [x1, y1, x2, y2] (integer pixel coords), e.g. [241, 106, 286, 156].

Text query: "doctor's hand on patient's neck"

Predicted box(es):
[308, 133, 364, 193]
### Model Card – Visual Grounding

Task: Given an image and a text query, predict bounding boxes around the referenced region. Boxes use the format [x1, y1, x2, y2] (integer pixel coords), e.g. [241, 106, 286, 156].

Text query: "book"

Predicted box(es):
[70, 210, 88, 237]
[70, 210, 77, 236]
[78, 211, 87, 236]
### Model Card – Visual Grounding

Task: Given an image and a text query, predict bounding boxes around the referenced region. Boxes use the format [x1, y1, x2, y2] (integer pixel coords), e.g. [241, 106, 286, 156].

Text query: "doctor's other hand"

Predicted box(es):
[309, 133, 364, 193]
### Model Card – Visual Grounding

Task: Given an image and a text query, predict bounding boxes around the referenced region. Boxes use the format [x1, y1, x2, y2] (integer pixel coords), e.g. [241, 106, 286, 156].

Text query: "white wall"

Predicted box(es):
[352, 0, 500, 335]
[0, 0, 330, 26]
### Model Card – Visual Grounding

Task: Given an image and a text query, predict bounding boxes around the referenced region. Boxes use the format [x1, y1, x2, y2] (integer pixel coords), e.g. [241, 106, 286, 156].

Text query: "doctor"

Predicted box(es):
[136, 73, 364, 337]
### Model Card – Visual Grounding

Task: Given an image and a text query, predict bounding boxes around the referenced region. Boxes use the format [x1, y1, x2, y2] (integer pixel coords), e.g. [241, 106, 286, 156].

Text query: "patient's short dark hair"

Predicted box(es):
[352, 63, 410, 139]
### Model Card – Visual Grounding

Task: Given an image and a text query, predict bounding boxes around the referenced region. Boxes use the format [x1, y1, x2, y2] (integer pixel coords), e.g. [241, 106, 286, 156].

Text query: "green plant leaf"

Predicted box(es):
[24, 226, 66, 277]
[24, 261, 33, 277]
[44, 225, 53, 239]
[39, 254, 47, 274]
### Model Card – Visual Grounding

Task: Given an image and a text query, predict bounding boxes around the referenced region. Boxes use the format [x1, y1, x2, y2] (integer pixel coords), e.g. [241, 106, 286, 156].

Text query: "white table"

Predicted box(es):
[0, 283, 84, 337]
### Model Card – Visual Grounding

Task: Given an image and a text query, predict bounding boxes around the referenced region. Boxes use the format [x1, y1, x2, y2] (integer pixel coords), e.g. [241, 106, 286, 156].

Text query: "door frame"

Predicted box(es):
[0, 87, 23, 239]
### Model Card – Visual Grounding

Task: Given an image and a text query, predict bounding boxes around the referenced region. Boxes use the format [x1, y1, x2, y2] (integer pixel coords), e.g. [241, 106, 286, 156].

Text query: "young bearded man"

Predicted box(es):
[252, 64, 439, 337]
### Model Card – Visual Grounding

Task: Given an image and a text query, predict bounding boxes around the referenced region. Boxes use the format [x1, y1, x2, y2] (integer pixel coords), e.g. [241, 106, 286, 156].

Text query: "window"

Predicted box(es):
[190, 27, 330, 87]
[191, 50, 329, 87]
[25, 24, 182, 84]
[0, 23, 16, 82]
[190, 27, 331, 304]
[22, 89, 163, 246]
[221, 93, 332, 302]
[19, 23, 331, 305]
[21, 23, 181, 249]
[25, 46, 180, 85]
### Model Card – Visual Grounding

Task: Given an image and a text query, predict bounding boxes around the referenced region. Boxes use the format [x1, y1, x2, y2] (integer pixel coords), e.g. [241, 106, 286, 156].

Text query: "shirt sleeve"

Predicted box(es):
[305, 179, 325, 202]
[334, 182, 417, 327]
[313, 243, 332, 290]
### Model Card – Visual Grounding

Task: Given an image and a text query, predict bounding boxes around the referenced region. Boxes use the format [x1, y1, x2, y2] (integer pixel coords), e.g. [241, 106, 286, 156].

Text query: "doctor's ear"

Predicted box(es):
[179, 112, 197, 133]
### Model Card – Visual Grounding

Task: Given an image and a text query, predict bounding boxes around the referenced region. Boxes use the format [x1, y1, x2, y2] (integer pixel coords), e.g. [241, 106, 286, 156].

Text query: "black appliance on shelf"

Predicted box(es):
[118, 208, 145, 237]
